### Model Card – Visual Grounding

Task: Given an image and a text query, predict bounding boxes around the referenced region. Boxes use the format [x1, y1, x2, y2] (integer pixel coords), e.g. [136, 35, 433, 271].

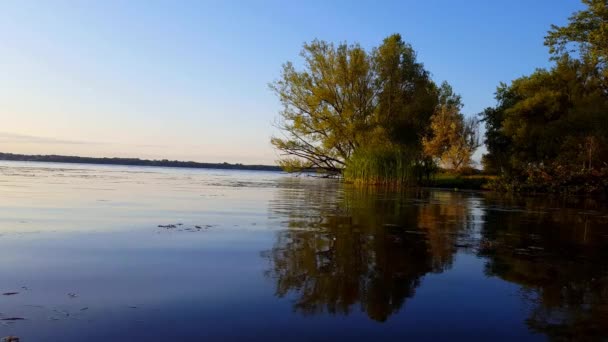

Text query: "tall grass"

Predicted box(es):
[343, 147, 421, 187]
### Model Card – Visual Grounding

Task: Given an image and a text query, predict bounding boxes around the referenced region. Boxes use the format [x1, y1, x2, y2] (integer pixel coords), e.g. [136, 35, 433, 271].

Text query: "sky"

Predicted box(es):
[0, 0, 584, 164]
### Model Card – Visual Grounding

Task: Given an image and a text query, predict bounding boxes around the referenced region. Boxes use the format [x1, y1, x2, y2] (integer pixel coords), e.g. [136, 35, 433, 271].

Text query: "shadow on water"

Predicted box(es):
[264, 178, 608, 339]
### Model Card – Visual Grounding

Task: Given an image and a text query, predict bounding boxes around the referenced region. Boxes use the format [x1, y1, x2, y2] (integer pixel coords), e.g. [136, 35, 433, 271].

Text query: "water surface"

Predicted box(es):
[0, 161, 607, 341]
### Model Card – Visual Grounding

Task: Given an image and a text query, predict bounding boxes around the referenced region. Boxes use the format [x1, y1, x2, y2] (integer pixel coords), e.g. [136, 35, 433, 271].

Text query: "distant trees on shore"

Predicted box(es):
[0, 152, 281, 171]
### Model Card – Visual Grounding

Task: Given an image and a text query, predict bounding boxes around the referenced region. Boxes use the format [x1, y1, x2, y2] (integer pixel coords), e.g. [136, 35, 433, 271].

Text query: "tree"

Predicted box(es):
[480, 83, 514, 174]
[270, 40, 376, 173]
[270, 34, 438, 174]
[491, 57, 607, 170]
[422, 82, 480, 172]
[545, 0, 608, 90]
[374, 35, 438, 148]
[481, 1, 608, 193]
[481, 57, 608, 192]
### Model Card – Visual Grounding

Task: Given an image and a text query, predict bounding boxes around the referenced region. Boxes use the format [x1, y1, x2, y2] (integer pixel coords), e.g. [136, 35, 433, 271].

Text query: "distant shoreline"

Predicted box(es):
[0, 152, 282, 172]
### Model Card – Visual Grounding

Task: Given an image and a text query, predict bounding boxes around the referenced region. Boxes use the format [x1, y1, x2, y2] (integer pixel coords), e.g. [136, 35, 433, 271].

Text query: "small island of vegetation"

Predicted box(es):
[271, 0, 608, 195]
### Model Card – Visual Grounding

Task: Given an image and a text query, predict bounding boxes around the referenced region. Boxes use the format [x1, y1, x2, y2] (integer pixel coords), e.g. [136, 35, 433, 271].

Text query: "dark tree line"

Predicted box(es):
[0, 152, 282, 171]
[481, 0, 608, 194]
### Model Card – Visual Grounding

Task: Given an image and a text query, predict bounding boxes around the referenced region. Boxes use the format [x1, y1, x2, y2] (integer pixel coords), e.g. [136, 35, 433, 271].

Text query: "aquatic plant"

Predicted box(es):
[343, 147, 422, 187]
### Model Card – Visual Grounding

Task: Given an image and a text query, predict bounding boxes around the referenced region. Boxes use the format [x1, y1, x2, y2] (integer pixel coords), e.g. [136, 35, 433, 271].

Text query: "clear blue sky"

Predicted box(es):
[0, 0, 584, 164]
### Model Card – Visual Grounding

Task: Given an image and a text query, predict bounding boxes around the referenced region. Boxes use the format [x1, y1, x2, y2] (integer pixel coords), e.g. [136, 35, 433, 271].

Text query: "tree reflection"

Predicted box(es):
[478, 196, 608, 340]
[264, 179, 474, 321]
[264, 180, 608, 337]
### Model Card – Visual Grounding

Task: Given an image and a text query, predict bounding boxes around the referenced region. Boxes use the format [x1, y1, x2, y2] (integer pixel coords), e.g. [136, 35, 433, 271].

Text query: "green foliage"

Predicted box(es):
[343, 147, 421, 187]
[481, 61, 608, 193]
[374, 35, 438, 147]
[270, 39, 375, 172]
[480, 91, 513, 175]
[273, 0, 608, 193]
[506, 58, 606, 165]
[545, 0, 608, 89]
[481, 0, 608, 194]
[271, 34, 440, 179]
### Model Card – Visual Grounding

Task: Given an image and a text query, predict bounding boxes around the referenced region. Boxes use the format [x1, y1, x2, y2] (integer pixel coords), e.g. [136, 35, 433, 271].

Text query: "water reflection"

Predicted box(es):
[265, 180, 478, 321]
[3, 162, 608, 340]
[477, 195, 608, 340]
[265, 179, 608, 338]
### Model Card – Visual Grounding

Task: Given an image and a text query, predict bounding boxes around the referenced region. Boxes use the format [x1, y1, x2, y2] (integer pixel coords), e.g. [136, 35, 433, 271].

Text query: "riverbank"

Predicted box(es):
[428, 174, 494, 191]
[426, 172, 608, 197]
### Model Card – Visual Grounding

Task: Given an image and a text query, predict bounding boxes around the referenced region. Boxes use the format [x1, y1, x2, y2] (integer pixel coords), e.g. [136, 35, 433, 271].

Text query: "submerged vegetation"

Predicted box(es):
[272, 0, 608, 194]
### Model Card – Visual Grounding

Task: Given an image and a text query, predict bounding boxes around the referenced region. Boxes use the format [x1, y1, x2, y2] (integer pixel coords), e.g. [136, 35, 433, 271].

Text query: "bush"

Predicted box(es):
[487, 164, 608, 195]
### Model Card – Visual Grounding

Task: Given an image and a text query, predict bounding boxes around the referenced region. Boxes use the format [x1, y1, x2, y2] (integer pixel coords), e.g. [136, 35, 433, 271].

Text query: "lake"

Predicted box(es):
[0, 161, 607, 341]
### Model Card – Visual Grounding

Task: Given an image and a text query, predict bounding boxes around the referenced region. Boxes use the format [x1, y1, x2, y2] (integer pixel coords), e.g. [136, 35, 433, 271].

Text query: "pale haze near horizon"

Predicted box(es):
[0, 1, 582, 164]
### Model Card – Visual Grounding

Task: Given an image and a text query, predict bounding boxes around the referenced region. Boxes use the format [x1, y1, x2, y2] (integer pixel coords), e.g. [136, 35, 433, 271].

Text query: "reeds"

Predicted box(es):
[343, 147, 419, 187]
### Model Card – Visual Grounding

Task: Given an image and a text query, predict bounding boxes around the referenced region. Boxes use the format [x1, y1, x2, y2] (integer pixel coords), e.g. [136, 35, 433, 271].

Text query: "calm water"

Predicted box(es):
[0, 161, 607, 341]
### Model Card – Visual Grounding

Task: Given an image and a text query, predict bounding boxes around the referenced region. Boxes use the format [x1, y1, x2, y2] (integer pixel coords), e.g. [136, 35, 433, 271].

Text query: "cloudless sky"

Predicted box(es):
[0, 0, 584, 164]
